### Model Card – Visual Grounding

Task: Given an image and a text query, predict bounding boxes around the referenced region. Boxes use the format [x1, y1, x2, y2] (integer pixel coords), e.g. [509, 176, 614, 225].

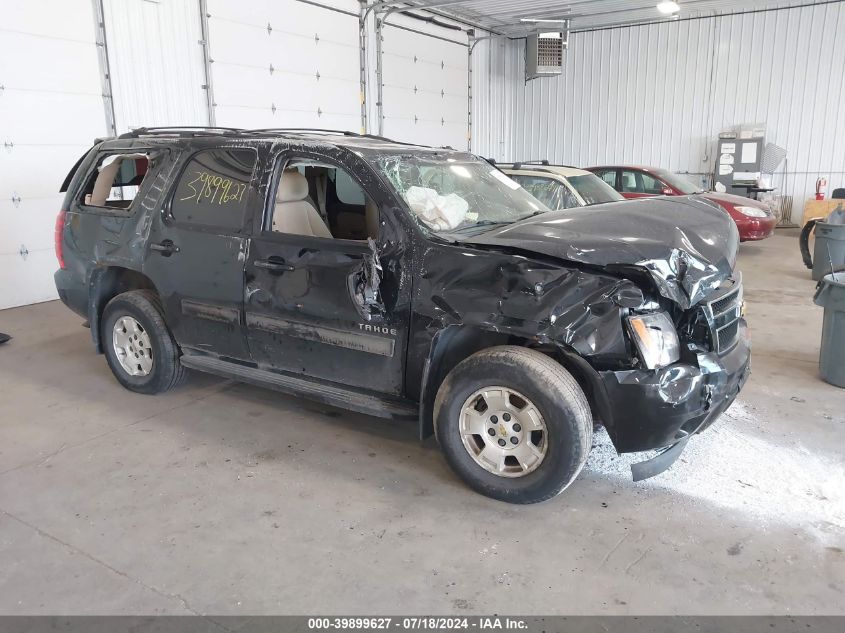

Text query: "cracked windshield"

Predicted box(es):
[373, 155, 549, 236]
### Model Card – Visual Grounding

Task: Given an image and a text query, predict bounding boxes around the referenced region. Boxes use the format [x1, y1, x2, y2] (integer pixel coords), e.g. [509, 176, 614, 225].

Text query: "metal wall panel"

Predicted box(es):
[103, 0, 209, 132]
[471, 2, 845, 223]
[0, 0, 107, 309]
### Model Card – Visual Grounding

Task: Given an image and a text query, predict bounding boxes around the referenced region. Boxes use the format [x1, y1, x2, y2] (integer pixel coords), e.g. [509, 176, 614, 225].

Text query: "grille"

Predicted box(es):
[537, 37, 563, 67]
[702, 275, 743, 354]
[717, 319, 740, 352]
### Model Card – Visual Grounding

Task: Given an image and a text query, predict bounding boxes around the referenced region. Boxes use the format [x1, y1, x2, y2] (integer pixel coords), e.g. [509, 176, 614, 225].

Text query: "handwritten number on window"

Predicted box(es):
[179, 170, 247, 205]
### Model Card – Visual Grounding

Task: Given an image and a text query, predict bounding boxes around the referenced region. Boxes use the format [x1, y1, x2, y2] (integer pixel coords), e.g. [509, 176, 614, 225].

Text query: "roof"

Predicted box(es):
[499, 163, 593, 178]
[109, 126, 452, 155]
[395, 0, 823, 34]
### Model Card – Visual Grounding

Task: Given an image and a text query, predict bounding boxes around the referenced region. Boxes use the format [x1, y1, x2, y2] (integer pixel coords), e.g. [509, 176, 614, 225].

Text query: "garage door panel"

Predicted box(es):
[0, 34, 101, 92]
[0, 250, 59, 310]
[208, 21, 274, 65]
[0, 197, 63, 253]
[0, 0, 106, 308]
[103, 0, 208, 132]
[208, 0, 360, 130]
[214, 106, 276, 129]
[213, 66, 356, 114]
[3, 0, 99, 39]
[0, 94, 103, 146]
[381, 24, 468, 149]
[0, 145, 89, 195]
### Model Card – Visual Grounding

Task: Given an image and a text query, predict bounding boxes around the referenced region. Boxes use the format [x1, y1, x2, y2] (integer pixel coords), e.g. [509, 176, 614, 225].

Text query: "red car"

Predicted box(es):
[587, 165, 777, 241]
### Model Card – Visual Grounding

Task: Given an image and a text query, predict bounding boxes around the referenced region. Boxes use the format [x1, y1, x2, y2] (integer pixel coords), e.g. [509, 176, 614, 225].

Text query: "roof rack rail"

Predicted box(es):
[511, 159, 550, 170]
[251, 129, 418, 147]
[115, 126, 434, 150]
[118, 126, 247, 139]
[249, 128, 362, 137]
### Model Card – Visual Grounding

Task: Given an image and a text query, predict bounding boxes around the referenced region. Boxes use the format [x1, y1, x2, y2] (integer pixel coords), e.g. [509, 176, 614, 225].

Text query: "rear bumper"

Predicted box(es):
[54, 268, 87, 318]
[599, 321, 751, 461]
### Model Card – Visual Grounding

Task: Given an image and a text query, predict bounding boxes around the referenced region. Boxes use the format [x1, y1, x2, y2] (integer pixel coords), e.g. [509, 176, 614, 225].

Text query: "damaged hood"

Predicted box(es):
[466, 196, 739, 309]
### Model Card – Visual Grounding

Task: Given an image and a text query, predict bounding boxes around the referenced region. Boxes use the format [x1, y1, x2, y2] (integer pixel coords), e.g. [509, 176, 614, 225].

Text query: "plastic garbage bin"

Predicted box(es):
[813, 273, 845, 388]
[812, 222, 845, 280]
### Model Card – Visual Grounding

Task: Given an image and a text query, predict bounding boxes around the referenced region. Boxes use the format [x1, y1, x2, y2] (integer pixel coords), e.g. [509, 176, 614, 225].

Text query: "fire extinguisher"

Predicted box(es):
[816, 176, 828, 200]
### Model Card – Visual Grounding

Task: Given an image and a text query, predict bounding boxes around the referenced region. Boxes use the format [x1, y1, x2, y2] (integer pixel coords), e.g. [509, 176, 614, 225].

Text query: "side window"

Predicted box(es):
[620, 170, 642, 193]
[640, 173, 664, 194]
[171, 148, 257, 230]
[80, 153, 150, 209]
[269, 158, 377, 241]
[595, 169, 618, 190]
[511, 175, 579, 210]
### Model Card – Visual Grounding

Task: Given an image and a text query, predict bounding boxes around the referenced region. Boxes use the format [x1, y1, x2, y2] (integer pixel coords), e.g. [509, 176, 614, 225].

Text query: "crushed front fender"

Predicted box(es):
[599, 321, 751, 458]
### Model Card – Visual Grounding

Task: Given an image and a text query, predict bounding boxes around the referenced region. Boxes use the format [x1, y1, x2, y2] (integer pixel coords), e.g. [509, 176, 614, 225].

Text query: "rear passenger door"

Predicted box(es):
[243, 149, 411, 396]
[143, 146, 259, 361]
[619, 169, 656, 199]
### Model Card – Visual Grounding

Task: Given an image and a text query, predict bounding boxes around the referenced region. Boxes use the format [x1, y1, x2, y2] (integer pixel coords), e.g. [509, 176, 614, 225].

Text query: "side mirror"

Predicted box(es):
[662, 187, 674, 196]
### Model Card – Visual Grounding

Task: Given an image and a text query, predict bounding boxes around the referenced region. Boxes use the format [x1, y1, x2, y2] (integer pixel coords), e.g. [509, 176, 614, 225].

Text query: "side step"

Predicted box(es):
[180, 354, 417, 421]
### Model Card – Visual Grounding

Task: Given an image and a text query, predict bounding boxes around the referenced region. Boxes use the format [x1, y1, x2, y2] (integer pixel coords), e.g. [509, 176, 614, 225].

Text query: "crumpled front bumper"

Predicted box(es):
[598, 321, 751, 480]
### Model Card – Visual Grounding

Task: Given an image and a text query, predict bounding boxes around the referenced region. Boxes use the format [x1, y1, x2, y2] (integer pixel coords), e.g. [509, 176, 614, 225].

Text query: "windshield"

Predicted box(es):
[651, 169, 704, 195]
[372, 155, 549, 235]
[566, 174, 624, 205]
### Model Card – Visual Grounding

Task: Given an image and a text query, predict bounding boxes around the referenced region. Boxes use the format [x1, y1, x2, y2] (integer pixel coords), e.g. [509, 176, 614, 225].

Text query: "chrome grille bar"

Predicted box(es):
[702, 273, 743, 354]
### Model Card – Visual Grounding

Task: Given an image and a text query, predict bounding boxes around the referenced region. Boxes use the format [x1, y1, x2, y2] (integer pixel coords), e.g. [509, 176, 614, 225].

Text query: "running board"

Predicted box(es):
[180, 354, 417, 420]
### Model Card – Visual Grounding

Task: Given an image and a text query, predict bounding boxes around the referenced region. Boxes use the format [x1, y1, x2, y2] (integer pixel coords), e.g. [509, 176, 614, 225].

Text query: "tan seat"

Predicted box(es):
[272, 170, 332, 238]
[89, 159, 123, 206]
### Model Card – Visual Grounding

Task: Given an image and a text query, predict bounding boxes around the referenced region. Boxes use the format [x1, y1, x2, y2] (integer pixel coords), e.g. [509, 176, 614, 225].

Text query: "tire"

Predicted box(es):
[101, 289, 186, 394]
[434, 346, 592, 504]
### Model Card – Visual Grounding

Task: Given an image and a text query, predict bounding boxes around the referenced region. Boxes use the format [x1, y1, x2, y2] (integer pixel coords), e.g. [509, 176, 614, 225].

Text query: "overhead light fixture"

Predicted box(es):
[656, 1, 680, 14]
[520, 18, 567, 23]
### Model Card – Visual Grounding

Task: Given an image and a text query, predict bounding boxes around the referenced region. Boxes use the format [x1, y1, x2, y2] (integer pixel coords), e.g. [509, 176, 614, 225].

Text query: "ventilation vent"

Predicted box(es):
[526, 30, 566, 80]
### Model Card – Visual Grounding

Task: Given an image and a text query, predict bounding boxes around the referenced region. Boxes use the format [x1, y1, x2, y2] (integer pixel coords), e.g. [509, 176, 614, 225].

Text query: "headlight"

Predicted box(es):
[626, 311, 680, 369]
[735, 205, 768, 218]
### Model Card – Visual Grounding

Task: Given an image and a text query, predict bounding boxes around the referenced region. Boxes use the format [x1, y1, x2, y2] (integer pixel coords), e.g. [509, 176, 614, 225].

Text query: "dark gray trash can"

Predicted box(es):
[812, 221, 845, 281]
[813, 273, 845, 388]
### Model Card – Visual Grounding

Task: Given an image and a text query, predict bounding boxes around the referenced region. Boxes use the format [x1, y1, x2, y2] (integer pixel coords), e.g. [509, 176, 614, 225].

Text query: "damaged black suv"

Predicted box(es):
[55, 127, 750, 504]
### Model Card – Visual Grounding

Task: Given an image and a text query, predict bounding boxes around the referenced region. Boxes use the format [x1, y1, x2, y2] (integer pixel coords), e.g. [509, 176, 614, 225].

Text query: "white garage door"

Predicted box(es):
[380, 21, 468, 150]
[207, 0, 361, 130]
[102, 0, 209, 132]
[0, 0, 107, 309]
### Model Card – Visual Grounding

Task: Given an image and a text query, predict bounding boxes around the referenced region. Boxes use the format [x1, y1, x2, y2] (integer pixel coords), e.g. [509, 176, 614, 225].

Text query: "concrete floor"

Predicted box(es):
[0, 231, 843, 615]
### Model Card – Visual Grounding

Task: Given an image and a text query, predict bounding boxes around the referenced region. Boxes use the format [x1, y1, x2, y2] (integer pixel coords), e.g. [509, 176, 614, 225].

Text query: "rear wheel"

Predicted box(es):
[101, 290, 185, 394]
[434, 346, 592, 504]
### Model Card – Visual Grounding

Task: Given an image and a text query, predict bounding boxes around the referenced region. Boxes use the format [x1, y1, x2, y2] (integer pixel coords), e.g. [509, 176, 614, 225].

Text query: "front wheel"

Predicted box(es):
[434, 346, 592, 504]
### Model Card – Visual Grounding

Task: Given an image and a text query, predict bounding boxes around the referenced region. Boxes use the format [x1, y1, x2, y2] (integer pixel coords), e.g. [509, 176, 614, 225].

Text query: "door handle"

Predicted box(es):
[150, 240, 180, 256]
[254, 257, 295, 272]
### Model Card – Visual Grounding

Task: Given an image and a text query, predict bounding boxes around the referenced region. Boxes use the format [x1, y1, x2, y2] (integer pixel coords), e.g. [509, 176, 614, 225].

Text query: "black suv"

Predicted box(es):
[55, 127, 750, 503]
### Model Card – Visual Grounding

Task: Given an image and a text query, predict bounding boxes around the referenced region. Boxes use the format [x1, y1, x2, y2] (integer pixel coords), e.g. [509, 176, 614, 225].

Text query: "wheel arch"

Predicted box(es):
[88, 266, 158, 353]
[417, 325, 614, 441]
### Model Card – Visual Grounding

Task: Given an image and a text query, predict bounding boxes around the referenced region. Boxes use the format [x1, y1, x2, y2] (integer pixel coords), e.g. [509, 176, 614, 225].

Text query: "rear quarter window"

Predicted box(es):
[171, 148, 257, 230]
[78, 152, 152, 211]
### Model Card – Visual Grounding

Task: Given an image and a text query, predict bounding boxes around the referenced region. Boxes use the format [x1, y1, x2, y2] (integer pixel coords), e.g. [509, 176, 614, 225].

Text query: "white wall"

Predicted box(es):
[471, 2, 845, 224]
[0, 0, 108, 309]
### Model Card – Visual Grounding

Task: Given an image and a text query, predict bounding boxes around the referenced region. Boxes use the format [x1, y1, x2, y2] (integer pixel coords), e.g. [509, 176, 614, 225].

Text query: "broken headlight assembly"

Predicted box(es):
[626, 311, 681, 369]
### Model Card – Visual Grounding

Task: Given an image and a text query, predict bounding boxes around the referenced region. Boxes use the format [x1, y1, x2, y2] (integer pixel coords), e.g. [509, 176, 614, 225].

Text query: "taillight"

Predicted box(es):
[55, 209, 67, 269]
